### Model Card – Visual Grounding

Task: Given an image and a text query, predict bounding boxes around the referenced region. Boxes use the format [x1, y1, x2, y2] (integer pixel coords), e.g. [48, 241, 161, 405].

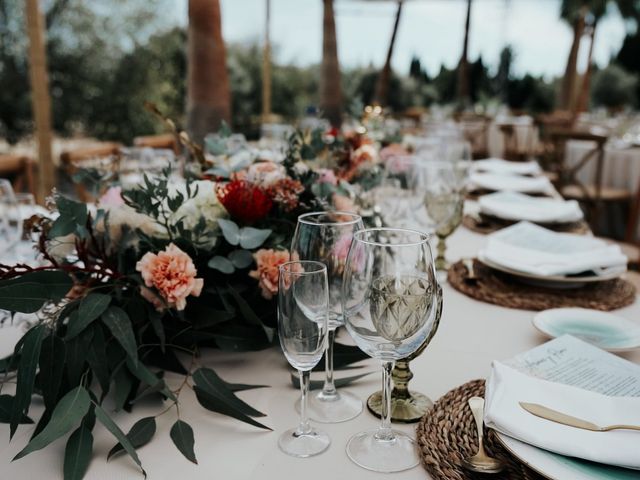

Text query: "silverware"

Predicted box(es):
[461, 396, 505, 474]
[463, 258, 478, 283]
[520, 402, 640, 432]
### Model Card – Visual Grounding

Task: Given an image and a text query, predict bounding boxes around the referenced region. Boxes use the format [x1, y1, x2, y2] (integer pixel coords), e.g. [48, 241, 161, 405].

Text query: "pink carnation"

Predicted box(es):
[136, 243, 203, 311]
[98, 186, 125, 208]
[249, 249, 290, 300]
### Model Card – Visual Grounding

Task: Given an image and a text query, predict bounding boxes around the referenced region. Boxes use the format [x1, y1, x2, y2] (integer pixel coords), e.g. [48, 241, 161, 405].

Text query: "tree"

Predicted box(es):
[320, 0, 342, 127]
[373, 0, 404, 107]
[457, 0, 473, 107]
[187, 0, 231, 144]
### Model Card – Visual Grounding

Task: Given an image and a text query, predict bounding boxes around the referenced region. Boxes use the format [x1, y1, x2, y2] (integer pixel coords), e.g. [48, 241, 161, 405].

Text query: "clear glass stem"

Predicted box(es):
[436, 234, 447, 271]
[321, 328, 337, 397]
[375, 360, 395, 442]
[297, 370, 312, 435]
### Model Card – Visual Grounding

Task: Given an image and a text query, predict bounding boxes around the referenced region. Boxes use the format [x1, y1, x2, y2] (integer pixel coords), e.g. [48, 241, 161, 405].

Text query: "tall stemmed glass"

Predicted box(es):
[0, 179, 23, 256]
[342, 228, 442, 472]
[291, 212, 364, 423]
[278, 260, 330, 457]
[420, 161, 468, 274]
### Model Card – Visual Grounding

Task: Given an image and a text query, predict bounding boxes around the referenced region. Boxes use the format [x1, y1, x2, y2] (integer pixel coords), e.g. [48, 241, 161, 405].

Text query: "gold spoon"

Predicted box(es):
[461, 396, 505, 474]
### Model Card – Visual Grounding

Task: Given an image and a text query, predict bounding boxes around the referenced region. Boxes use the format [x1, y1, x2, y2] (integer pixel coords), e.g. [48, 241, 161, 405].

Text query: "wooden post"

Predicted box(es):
[262, 0, 272, 122]
[24, 0, 54, 204]
[374, 0, 404, 107]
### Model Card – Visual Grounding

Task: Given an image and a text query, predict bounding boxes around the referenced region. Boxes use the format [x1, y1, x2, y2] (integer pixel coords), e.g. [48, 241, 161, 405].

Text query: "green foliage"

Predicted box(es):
[592, 64, 638, 109]
[108, 417, 156, 460]
[169, 420, 197, 464]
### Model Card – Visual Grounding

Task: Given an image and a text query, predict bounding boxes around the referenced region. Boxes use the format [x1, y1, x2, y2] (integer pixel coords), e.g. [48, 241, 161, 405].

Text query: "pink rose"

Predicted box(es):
[98, 186, 125, 208]
[317, 168, 338, 186]
[333, 233, 353, 262]
[246, 161, 286, 187]
[249, 249, 290, 300]
[136, 243, 203, 311]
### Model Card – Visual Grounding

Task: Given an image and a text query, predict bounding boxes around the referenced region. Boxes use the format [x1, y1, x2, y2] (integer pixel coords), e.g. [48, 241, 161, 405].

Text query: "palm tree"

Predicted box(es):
[187, 0, 232, 143]
[320, 0, 342, 127]
[457, 0, 473, 107]
[373, 0, 404, 107]
[560, 0, 636, 112]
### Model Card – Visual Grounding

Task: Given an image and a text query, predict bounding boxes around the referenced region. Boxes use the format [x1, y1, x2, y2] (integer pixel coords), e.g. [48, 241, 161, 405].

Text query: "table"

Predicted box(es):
[488, 116, 538, 159]
[1, 225, 639, 479]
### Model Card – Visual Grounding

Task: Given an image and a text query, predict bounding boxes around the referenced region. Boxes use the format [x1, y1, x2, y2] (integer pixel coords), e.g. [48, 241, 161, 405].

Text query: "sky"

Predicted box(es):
[173, 0, 631, 79]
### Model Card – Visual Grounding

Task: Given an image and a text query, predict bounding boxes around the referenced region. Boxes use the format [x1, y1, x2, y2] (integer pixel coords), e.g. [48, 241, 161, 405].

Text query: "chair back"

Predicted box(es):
[60, 143, 121, 202]
[0, 154, 37, 197]
[133, 133, 179, 154]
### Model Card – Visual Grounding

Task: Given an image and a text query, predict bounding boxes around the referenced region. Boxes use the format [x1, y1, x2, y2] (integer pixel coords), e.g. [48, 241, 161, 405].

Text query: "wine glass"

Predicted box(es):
[291, 212, 364, 423]
[419, 161, 467, 275]
[278, 260, 330, 457]
[342, 228, 442, 473]
[0, 179, 23, 254]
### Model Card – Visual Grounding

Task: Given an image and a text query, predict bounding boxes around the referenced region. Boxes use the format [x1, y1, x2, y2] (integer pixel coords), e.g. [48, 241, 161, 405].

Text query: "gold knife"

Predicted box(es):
[519, 402, 640, 432]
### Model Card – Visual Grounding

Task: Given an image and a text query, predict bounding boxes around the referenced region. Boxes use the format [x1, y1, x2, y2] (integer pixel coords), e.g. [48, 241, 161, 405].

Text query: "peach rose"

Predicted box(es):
[136, 243, 203, 311]
[249, 249, 290, 300]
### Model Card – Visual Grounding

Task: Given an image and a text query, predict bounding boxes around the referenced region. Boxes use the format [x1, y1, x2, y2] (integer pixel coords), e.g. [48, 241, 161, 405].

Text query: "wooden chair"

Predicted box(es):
[60, 143, 121, 202]
[459, 115, 490, 160]
[551, 129, 632, 233]
[0, 154, 37, 196]
[133, 133, 179, 154]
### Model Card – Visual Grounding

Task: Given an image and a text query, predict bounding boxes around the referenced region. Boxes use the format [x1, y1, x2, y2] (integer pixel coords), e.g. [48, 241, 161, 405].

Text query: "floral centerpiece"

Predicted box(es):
[0, 122, 373, 479]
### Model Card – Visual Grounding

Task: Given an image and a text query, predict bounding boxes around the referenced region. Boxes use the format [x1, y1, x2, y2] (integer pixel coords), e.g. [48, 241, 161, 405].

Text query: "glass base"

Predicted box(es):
[278, 427, 331, 458]
[346, 429, 419, 473]
[367, 390, 433, 423]
[299, 390, 363, 423]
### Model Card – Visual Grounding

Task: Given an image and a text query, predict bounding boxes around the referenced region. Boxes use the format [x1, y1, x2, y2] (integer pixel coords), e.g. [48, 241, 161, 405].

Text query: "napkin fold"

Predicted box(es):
[485, 361, 640, 470]
[479, 222, 627, 277]
[468, 172, 553, 194]
[472, 158, 542, 176]
[478, 191, 583, 223]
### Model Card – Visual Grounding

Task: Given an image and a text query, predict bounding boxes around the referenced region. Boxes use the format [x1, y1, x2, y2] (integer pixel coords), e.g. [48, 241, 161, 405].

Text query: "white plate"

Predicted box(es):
[478, 254, 624, 289]
[496, 433, 640, 480]
[532, 308, 640, 352]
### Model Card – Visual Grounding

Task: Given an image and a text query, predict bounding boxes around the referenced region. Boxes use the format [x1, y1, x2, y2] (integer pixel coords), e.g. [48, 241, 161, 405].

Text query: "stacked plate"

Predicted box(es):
[468, 158, 553, 195]
[478, 222, 628, 287]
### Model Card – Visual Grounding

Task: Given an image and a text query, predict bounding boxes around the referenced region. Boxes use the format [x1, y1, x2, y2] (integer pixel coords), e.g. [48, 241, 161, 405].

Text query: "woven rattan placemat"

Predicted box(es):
[462, 214, 591, 235]
[416, 379, 545, 480]
[448, 259, 636, 311]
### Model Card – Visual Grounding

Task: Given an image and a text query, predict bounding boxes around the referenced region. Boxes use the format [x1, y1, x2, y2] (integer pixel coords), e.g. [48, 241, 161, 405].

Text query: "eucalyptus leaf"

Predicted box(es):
[0, 271, 73, 313]
[86, 327, 110, 397]
[108, 417, 156, 460]
[102, 307, 138, 365]
[66, 328, 93, 387]
[94, 404, 145, 476]
[169, 420, 197, 464]
[63, 425, 93, 480]
[0, 395, 33, 424]
[49, 196, 88, 238]
[227, 286, 274, 342]
[228, 250, 254, 269]
[207, 256, 235, 274]
[39, 334, 66, 411]
[289, 371, 373, 390]
[194, 387, 272, 431]
[192, 368, 266, 417]
[67, 294, 111, 339]
[11, 325, 45, 438]
[217, 219, 240, 245]
[126, 357, 176, 402]
[238, 227, 271, 249]
[14, 386, 91, 460]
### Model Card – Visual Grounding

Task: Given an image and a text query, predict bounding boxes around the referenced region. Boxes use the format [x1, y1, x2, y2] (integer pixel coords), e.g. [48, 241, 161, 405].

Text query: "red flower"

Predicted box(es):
[216, 180, 273, 224]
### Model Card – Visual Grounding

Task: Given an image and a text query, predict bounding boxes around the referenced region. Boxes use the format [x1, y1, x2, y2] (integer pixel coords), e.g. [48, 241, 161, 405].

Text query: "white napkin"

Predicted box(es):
[478, 192, 583, 223]
[468, 172, 553, 194]
[485, 361, 640, 470]
[472, 158, 542, 176]
[479, 222, 627, 277]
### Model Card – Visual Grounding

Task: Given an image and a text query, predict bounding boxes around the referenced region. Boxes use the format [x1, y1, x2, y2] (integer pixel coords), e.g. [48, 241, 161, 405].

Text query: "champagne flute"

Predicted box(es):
[291, 212, 364, 423]
[342, 228, 442, 473]
[0, 179, 23, 255]
[278, 260, 331, 457]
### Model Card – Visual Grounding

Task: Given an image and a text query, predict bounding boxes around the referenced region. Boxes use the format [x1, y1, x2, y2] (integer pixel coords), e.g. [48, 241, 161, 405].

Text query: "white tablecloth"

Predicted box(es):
[565, 140, 640, 194]
[1, 225, 639, 479]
